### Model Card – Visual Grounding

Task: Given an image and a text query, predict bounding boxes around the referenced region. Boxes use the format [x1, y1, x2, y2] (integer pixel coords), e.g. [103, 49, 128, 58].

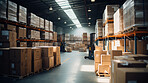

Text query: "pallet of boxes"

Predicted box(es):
[94, 46, 111, 77]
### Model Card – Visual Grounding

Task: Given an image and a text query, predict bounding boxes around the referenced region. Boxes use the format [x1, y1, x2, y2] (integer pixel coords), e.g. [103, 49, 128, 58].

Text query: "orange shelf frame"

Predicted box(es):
[95, 31, 148, 41]
[0, 18, 53, 33]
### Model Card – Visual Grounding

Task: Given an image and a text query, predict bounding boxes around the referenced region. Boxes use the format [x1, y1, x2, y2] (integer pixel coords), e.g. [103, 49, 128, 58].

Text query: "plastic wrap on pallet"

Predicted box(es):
[49, 21, 53, 31]
[49, 33, 53, 40]
[45, 20, 49, 31]
[0, 0, 7, 19]
[105, 23, 114, 36]
[30, 13, 39, 27]
[39, 17, 44, 29]
[8, 1, 17, 22]
[95, 19, 103, 38]
[45, 32, 49, 40]
[53, 32, 57, 41]
[103, 5, 119, 24]
[102, 27, 105, 37]
[123, 0, 148, 29]
[19, 5, 27, 23]
[34, 31, 40, 39]
[114, 8, 123, 34]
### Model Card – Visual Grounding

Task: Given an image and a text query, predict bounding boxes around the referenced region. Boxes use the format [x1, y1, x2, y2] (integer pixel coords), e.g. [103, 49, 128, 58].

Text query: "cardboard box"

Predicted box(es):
[19, 42, 27, 47]
[42, 57, 54, 69]
[0, 30, 16, 41]
[32, 59, 42, 73]
[49, 56, 54, 68]
[105, 23, 114, 36]
[98, 64, 110, 73]
[101, 54, 111, 65]
[111, 60, 147, 83]
[122, 52, 132, 55]
[39, 18, 44, 29]
[95, 62, 99, 72]
[39, 46, 53, 57]
[94, 50, 107, 63]
[95, 46, 103, 51]
[19, 5, 27, 23]
[116, 68, 148, 83]
[110, 50, 122, 59]
[8, 1, 17, 22]
[32, 47, 41, 60]
[53, 32, 57, 41]
[0, 0, 7, 19]
[7, 24, 16, 32]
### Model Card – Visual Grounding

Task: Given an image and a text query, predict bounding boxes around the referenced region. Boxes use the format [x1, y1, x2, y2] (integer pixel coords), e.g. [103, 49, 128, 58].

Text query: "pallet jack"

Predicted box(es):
[84, 33, 95, 60]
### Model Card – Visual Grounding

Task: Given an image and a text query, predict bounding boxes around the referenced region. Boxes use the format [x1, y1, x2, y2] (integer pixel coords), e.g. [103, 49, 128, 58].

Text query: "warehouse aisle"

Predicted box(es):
[0, 51, 109, 83]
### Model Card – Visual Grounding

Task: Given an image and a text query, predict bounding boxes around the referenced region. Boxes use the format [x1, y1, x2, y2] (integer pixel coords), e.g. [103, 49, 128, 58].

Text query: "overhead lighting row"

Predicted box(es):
[55, 0, 82, 28]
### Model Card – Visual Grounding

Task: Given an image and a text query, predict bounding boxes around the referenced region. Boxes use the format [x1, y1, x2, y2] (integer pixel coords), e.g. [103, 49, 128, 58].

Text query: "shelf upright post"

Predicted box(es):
[134, 33, 137, 54]
[124, 36, 126, 52]
[96, 39, 98, 46]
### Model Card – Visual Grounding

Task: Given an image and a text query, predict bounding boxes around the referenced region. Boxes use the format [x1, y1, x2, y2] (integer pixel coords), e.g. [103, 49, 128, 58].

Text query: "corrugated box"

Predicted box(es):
[32, 59, 42, 73]
[53, 32, 57, 41]
[32, 47, 41, 60]
[19, 42, 27, 47]
[8, 1, 17, 22]
[101, 54, 111, 65]
[42, 57, 52, 69]
[49, 21, 53, 31]
[19, 5, 27, 23]
[114, 8, 123, 34]
[110, 50, 122, 59]
[116, 68, 148, 83]
[105, 23, 114, 36]
[39, 18, 44, 29]
[30, 13, 39, 27]
[95, 62, 99, 72]
[94, 50, 107, 63]
[95, 19, 103, 38]
[95, 46, 103, 51]
[98, 64, 110, 73]
[45, 20, 49, 31]
[39, 46, 53, 57]
[0, 0, 7, 19]
[7, 24, 16, 32]
[49, 56, 54, 68]
[53, 46, 61, 66]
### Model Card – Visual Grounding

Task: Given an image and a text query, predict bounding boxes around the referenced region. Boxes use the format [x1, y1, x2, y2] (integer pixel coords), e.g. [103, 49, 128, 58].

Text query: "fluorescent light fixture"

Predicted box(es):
[49, 7, 53, 10]
[88, 9, 91, 12]
[64, 21, 67, 24]
[55, 0, 82, 28]
[88, 22, 91, 24]
[91, 0, 95, 2]
[88, 18, 91, 20]
[58, 17, 61, 20]
[88, 25, 90, 26]
[70, 27, 72, 28]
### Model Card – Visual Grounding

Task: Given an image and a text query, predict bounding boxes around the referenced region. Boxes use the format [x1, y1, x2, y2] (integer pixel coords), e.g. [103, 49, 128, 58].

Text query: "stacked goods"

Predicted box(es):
[18, 42, 27, 47]
[123, 0, 148, 29]
[105, 40, 112, 51]
[112, 39, 129, 52]
[38, 46, 54, 69]
[32, 48, 42, 73]
[49, 33, 53, 40]
[0, 30, 17, 48]
[45, 32, 49, 40]
[19, 5, 27, 23]
[129, 40, 148, 54]
[83, 33, 87, 45]
[70, 34, 74, 41]
[53, 46, 61, 66]
[103, 5, 119, 36]
[95, 19, 103, 38]
[110, 50, 122, 60]
[114, 8, 123, 34]
[9, 47, 32, 76]
[122, 52, 132, 55]
[73, 43, 80, 50]
[30, 30, 40, 39]
[102, 27, 105, 37]
[53, 32, 57, 41]
[8, 1, 17, 22]
[97, 55, 111, 76]
[30, 13, 39, 27]
[45, 20, 49, 31]
[7, 24, 16, 32]
[95, 45, 103, 51]
[18, 27, 26, 39]
[49, 21, 53, 31]
[79, 43, 87, 52]
[39, 42, 45, 46]
[57, 34, 62, 42]
[39, 18, 44, 29]
[0, 48, 10, 75]
[0, 0, 7, 19]
[63, 34, 70, 42]
[66, 46, 72, 52]
[94, 50, 107, 72]
[67, 43, 75, 50]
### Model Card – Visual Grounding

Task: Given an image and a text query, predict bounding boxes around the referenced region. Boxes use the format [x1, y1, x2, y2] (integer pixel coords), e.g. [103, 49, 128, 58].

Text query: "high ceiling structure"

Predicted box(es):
[11, 0, 126, 30]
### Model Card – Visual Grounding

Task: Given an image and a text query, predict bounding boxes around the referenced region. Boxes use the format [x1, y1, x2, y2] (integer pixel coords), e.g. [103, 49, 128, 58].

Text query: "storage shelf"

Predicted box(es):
[16, 39, 57, 42]
[95, 31, 148, 41]
[0, 18, 53, 33]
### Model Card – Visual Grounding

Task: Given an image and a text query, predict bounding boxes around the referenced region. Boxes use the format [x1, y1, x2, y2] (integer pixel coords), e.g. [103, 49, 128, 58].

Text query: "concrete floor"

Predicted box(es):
[0, 51, 109, 83]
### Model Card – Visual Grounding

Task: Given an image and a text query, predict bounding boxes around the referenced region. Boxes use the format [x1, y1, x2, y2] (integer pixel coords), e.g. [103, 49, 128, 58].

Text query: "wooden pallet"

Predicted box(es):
[96, 72, 110, 77]
[123, 27, 148, 33]
[1, 73, 32, 79]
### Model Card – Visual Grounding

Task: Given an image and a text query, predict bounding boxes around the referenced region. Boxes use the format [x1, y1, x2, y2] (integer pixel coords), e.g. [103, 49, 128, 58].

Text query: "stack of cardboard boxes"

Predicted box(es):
[8, 1, 17, 22]
[95, 19, 103, 38]
[18, 27, 26, 39]
[82, 33, 87, 45]
[53, 46, 61, 66]
[19, 5, 27, 24]
[30, 13, 39, 27]
[0, 0, 7, 19]
[39, 18, 44, 29]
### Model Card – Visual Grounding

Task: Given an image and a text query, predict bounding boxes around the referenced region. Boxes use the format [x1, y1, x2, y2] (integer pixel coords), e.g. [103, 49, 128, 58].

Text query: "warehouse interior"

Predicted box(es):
[0, 0, 148, 83]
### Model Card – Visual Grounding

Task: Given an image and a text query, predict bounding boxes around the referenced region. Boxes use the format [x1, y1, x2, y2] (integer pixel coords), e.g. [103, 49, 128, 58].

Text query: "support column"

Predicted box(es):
[124, 36, 126, 52]
[96, 40, 98, 46]
[134, 35, 137, 54]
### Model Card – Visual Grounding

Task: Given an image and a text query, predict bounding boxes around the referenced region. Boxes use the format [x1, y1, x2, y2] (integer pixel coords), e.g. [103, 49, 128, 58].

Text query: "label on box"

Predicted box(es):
[11, 63, 15, 69]
[128, 81, 137, 83]
[0, 51, 2, 56]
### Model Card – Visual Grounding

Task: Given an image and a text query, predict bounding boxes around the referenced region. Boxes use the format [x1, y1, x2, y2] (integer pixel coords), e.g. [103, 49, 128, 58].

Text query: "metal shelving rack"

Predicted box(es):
[95, 30, 148, 54]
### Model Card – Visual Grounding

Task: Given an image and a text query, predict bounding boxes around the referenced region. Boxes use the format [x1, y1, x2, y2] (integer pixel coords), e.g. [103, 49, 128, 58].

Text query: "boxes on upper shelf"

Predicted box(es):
[45, 20, 49, 31]
[30, 13, 39, 27]
[39, 18, 44, 29]
[95, 19, 103, 38]
[8, 1, 17, 22]
[19, 5, 27, 23]
[0, 0, 7, 19]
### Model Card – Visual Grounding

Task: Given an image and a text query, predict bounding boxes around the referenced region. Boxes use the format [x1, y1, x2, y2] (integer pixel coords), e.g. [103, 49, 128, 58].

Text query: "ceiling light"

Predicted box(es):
[49, 7, 53, 11]
[88, 9, 91, 12]
[58, 17, 61, 20]
[88, 23, 91, 24]
[70, 27, 72, 28]
[88, 25, 90, 26]
[64, 22, 67, 24]
[91, 0, 95, 2]
[55, 0, 82, 28]
[88, 18, 91, 20]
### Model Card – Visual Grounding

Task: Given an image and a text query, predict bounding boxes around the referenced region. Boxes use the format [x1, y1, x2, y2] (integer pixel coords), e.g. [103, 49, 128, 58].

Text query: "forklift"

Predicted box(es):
[84, 33, 95, 60]
[57, 34, 66, 52]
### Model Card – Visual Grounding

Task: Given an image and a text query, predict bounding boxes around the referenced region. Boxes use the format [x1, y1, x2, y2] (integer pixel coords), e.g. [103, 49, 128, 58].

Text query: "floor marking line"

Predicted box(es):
[61, 58, 70, 64]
